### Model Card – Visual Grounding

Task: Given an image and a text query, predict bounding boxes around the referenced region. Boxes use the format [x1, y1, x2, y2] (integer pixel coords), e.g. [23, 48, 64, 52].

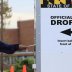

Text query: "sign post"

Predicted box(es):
[36, 0, 72, 72]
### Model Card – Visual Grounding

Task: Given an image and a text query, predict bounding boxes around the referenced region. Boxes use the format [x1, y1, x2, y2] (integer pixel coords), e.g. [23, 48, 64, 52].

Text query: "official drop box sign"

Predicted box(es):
[40, 0, 72, 72]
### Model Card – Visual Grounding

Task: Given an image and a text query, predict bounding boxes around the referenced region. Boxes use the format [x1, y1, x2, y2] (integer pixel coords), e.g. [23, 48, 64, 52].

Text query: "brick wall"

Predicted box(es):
[0, 29, 19, 44]
[17, 20, 34, 51]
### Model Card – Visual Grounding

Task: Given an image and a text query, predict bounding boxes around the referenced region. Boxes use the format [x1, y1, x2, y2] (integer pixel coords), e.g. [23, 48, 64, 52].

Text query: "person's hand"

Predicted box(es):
[19, 45, 28, 50]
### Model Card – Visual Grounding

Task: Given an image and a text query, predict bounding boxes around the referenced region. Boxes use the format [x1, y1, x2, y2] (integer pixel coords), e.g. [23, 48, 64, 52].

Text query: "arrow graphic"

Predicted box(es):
[61, 28, 72, 36]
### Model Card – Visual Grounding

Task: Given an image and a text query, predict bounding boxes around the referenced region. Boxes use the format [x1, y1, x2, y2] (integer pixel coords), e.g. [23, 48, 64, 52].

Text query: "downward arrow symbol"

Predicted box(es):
[61, 28, 72, 36]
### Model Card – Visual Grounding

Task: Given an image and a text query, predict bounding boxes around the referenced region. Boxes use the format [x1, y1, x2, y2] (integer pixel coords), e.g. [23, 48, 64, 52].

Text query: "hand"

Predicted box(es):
[19, 45, 28, 50]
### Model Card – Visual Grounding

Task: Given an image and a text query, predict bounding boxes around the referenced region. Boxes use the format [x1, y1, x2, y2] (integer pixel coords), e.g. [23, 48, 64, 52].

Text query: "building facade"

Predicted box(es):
[0, 20, 34, 68]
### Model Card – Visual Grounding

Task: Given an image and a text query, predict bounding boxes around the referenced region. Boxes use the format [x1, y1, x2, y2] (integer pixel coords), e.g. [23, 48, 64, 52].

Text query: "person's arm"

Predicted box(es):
[19, 44, 35, 50]
[0, 41, 19, 54]
[7, 44, 35, 54]
[0, 41, 35, 54]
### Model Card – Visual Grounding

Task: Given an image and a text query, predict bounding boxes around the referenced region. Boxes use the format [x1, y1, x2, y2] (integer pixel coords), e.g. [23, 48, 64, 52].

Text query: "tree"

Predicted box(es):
[0, 0, 12, 28]
[0, 1, 12, 72]
[14, 58, 34, 72]
[0, 0, 12, 19]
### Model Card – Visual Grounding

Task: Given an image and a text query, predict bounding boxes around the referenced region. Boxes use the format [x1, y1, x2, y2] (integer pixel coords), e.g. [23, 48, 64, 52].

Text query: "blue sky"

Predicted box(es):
[8, 0, 34, 13]
[6, 0, 34, 28]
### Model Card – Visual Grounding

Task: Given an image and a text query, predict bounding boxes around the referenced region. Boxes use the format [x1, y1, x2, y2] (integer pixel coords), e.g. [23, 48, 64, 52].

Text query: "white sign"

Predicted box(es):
[39, 0, 72, 72]
[32, 64, 36, 69]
